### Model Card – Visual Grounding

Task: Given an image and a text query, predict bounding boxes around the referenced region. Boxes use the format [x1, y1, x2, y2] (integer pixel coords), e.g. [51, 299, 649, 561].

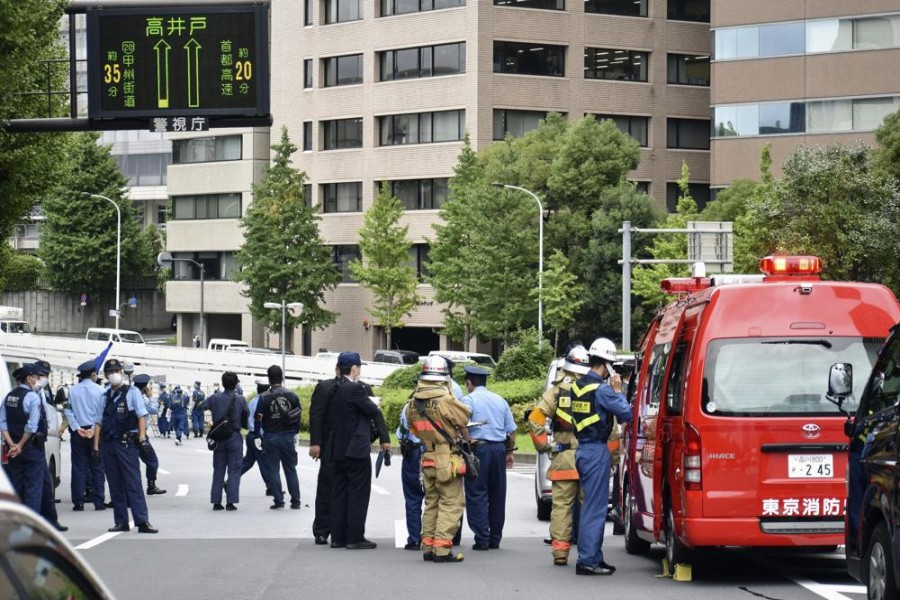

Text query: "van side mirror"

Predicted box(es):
[827, 363, 853, 414]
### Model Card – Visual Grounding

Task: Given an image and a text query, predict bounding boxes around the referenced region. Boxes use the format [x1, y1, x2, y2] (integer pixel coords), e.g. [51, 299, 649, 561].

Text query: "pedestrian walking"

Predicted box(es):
[462, 366, 516, 551]
[309, 365, 340, 545]
[157, 383, 170, 438]
[206, 372, 249, 511]
[240, 379, 274, 495]
[255, 365, 302, 510]
[326, 352, 390, 549]
[65, 360, 108, 511]
[168, 386, 189, 444]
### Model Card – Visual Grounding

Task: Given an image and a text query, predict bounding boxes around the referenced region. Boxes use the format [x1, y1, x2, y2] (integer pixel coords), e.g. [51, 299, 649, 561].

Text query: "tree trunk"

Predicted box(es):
[385, 327, 392, 350]
[554, 330, 560, 355]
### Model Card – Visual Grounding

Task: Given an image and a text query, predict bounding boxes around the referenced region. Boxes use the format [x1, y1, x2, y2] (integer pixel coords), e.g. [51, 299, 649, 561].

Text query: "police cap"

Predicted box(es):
[337, 352, 362, 367]
[133, 374, 152, 389]
[103, 358, 123, 374]
[77, 360, 97, 375]
[159, 382, 167, 390]
[12, 365, 34, 381]
[31, 362, 50, 376]
[463, 365, 491, 378]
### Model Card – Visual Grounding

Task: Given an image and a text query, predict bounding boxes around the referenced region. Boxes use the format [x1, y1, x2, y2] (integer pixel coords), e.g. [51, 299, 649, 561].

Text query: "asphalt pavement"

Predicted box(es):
[53, 433, 865, 600]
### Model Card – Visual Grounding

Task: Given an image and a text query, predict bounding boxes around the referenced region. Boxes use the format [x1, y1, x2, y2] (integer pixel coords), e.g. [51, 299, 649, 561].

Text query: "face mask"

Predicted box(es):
[36, 377, 48, 389]
[108, 373, 124, 386]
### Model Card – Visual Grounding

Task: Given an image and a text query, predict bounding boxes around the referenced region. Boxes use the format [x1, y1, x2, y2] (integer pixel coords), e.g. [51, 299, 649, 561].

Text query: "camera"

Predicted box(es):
[383, 450, 392, 467]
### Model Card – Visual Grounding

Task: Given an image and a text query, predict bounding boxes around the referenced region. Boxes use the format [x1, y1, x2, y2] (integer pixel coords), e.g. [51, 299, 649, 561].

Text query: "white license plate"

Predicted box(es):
[788, 454, 833, 479]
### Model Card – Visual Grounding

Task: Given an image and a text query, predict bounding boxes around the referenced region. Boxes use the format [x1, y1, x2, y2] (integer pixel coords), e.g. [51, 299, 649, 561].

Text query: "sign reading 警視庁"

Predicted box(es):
[87, 5, 269, 119]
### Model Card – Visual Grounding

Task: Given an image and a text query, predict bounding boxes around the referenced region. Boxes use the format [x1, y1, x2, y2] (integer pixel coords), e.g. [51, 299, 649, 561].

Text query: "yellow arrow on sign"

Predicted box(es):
[154, 39, 171, 108]
[184, 38, 201, 108]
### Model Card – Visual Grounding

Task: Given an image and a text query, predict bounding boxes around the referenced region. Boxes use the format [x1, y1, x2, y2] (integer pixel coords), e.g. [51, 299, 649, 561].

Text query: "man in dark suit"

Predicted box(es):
[308, 364, 340, 545]
[326, 352, 390, 550]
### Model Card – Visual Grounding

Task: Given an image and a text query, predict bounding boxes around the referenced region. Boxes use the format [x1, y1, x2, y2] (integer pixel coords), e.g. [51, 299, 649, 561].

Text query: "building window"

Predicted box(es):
[303, 121, 313, 151]
[667, 118, 710, 150]
[631, 181, 650, 194]
[808, 97, 900, 134]
[379, 110, 465, 145]
[304, 184, 313, 208]
[715, 22, 805, 60]
[380, 43, 466, 81]
[325, 0, 362, 23]
[584, 0, 647, 17]
[387, 178, 450, 209]
[667, 54, 709, 86]
[114, 152, 171, 186]
[172, 252, 239, 281]
[713, 102, 807, 137]
[668, 0, 708, 23]
[324, 54, 363, 87]
[494, 0, 564, 10]
[304, 59, 313, 89]
[594, 114, 649, 147]
[172, 193, 242, 220]
[322, 118, 363, 150]
[584, 48, 648, 81]
[381, 0, 465, 16]
[305, 0, 313, 24]
[332, 245, 361, 283]
[666, 183, 709, 212]
[156, 205, 169, 226]
[492, 109, 547, 140]
[172, 136, 241, 164]
[322, 182, 363, 213]
[494, 41, 566, 77]
[408, 244, 431, 281]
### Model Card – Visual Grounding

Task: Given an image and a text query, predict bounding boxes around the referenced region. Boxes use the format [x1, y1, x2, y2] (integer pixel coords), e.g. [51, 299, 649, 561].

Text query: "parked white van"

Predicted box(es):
[427, 350, 497, 368]
[208, 338, 249, 352]
[85, 328, 145, 344]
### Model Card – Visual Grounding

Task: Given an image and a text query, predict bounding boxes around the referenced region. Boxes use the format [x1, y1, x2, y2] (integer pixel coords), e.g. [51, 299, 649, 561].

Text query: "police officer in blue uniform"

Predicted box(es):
[168, 385, 189, 445]
[206, 371, 249, 511]
[33, 361, 67, 531]
[572, 338, 632, 576]
[397, 402, 424, 551]
[133, 375, 167, 496]
[65, 360, 107, 511]
[191, 381, 206, 438]
[462, 365, 517, 551]
[157, 383, 171, 438]
[240, 379, 274, 496]
[94, 359, 158, 534]
[1, 364, 51, 516]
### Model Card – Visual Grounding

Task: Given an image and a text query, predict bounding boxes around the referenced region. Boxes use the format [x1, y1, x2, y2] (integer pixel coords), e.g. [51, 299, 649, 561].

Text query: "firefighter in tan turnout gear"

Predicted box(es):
[528, 345, 591, 566]
[407, 356, 472, 563]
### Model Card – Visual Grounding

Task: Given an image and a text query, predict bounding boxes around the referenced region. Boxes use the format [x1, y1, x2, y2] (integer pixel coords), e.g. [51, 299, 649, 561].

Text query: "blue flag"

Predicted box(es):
[93, 341, 113, 372]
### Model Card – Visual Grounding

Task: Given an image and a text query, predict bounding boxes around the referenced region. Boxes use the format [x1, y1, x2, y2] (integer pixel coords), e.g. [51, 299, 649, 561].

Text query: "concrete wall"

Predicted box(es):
[0, 290, 171, 335]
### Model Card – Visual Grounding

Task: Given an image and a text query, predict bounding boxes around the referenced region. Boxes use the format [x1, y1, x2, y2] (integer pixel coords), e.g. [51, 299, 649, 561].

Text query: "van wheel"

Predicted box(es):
[864, 523, 899, 600]
[624, 485, 650, 555]
[537, 497, 551, 521]
[666, 505, 692, 566]
[49, 457, 60, 488]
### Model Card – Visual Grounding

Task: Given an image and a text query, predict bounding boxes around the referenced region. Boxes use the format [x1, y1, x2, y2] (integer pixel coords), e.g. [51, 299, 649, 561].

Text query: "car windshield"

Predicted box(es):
[703, 336, 883, 416]
[118, 333, 144, 343]
[471, 356, 495, 367]
[2, 322, 30, 334]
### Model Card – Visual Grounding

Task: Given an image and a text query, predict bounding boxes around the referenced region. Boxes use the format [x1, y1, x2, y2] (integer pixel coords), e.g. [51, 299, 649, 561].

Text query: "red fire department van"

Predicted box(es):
[617, 255, 900, 566]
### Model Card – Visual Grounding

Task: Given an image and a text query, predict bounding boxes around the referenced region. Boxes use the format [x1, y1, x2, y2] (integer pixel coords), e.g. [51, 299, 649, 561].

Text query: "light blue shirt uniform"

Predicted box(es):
[0, 384, 43, 434]
[65, 379, 104, 431]
[248, 396, 262, 434]
[450, 380, 464, 401]
[463, 386, 516, 443]
[105, 385, 148, 432]
[397, 404, 420, 444]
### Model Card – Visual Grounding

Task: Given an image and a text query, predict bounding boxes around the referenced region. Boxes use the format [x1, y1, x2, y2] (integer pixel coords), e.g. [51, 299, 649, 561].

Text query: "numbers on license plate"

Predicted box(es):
[788, 454, 833, 479]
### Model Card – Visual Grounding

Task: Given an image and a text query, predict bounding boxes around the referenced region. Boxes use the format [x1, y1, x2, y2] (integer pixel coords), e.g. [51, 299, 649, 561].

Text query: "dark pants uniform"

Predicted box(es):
[211, 433, 243, 504]
[465, 442, 508, 548]
[39, 465, 59, 524]
[401, 446, 424, 545]
[71, 432, 106, 508]
[191, 410, 204, 436]
[240, 431, 272, 491]
[575, 441, 611, 568]
[157, 415, 170, 437]
[4, 443, 47, 514]
[313, 459, 333, 538]
[261, 433, 300, 506]
[102, 438, 148, 526]
[171, 413, 188, 440]
[330, 457, 371, 546]
[138, 438, 159, 483]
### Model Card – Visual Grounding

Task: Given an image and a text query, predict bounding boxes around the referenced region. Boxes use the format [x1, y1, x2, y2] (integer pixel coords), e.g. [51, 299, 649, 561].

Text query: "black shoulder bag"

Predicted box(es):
[414, 400, 479, 481]
[207, 393, 237, 443]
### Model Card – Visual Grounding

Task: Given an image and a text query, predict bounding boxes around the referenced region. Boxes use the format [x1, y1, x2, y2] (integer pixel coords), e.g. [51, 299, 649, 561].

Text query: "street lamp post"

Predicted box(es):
[264, 300, 304, 374]
[492, 183, 544, 339]
[82, 193, 121, 331]
[157, 252, 205, 348]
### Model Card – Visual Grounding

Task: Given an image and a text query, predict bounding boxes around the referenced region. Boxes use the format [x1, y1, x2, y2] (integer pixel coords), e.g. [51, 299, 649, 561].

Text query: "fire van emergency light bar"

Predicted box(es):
[759, 255, 823, 276]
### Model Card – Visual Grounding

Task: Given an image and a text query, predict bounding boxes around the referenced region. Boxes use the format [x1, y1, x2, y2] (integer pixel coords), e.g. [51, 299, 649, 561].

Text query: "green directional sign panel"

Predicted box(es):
[87, 5, 269, 119]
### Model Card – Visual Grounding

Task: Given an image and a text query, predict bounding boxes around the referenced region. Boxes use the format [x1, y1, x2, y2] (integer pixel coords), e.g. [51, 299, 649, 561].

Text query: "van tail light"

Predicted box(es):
[684, 424, 702, 491]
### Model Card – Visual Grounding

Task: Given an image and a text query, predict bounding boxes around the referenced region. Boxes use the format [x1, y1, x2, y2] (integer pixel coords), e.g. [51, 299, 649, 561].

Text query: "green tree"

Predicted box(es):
[874, 107, 900, 182]
[534, 250, 584, 352]
[0, 245, 46, 292]
[350, 183, 421, 349]
[40, 133, 147, 304]
[237, 128, 340, 345]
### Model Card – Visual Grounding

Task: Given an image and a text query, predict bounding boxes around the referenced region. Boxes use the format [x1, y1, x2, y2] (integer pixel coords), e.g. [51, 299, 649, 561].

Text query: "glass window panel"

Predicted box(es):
[422, 0, 435, 9]
[219, 194, 241, 218]
[303, 121, 313, 151]
[807, 19, 851, 52]
[668, 54, 709, 85]
[395, 48, 420, 79]
[337, 54, 362, 85]
[217, 136, 242, 160]
[420, 47, 433, 77]
[668, 0, 709, 23]
[494, 42, 566, 77]
[173, 197, 194, 219]
[758, 102, 804, 134]
[304, 58, 313, 88]
[853, 97, 900, 130]
[807, 99, 852, 133]
[584, 0, 646, 16]
[667, 119, 709, 149]
[496, 0, 564, 9]
[420, 112, 433, 142]
[433, 178, 449, 208]
[434, 43, 463, 75]
[396, 0, 419, 13]
[305, 0, 313, 24]
[392, 180, 420, 209]
[380, 52, 394, 80]
[585, 48, 647, 81]
[736, 26, 759, 58]
[715, 28, 737, 60]
[714, 105, 759, 137]
[433, 110, 461, 141]
[854, 16, 900, 49]
[493, 109, 506, 140]
[395, 113, 420, 144]
[333, 245, 361, 282]
[338, 0, 361, 21]
[759, 23, 805, 56]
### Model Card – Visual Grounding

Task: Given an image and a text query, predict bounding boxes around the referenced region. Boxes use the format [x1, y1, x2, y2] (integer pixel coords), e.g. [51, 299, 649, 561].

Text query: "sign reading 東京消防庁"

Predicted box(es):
[87, 5, 269, 119]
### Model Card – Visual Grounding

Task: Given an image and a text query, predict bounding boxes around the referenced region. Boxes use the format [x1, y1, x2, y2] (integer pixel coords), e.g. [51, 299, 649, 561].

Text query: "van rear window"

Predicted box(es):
[118, 333, 144, 343]
[702, 336, 883, 417]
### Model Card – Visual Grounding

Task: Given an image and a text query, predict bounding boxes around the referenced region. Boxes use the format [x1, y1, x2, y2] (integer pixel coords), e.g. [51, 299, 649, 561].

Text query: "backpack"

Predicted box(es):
[207, 393, 237, 443]
[268, 391, 301, 424]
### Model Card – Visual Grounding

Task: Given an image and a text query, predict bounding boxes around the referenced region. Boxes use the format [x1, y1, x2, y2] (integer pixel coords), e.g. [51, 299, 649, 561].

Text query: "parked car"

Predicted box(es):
[207, 338, 249, 352]
[0, 467, 114, 598]
[86, 327, 145, 344]
[372, 349, 419, 365]
[428, 350, 496, 368]
[844, 323, 900, 599]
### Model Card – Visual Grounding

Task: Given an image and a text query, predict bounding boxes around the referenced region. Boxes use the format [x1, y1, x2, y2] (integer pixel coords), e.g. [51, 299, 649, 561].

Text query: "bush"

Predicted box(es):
[1, 253, 46, 291]
[494, 328, 554, 381]
[380, 363, 423, 389]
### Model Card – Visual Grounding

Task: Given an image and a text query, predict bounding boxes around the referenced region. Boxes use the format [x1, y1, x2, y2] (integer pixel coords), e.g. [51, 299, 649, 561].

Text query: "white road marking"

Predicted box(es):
[750, 553, 865, 600]
[371, 483, 390, 496]
[158, 468, 172, 475]
[394, 519, 407, 548]
[176, 484, 189, 497]
[508, 472, 533, 479]
[75, 520, 135, 550]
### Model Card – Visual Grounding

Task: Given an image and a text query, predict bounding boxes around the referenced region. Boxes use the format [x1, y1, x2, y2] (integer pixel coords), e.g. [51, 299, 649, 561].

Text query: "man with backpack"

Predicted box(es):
[255, 365, 302, 510]
[206, 372, 249, 511]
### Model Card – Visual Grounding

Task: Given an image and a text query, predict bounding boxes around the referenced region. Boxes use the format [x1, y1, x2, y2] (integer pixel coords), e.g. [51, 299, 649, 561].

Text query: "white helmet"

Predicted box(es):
[588, 337, 618, 363]
[563, 345, 590, 375]
[420, 355, 451, 382]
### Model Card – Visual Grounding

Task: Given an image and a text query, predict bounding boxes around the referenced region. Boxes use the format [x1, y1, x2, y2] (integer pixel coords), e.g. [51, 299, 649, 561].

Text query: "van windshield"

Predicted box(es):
[470, 356, 495, 367]
[118, 333, 144, 343]
[2, 322, 30, 334]
[703, 336, 883, 416]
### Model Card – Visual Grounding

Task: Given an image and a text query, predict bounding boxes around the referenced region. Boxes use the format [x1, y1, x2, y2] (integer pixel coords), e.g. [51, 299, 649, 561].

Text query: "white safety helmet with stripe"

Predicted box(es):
[588, 337, 618, 363]
[563, 345, 590, 375]
[420, 355, 451, 382]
